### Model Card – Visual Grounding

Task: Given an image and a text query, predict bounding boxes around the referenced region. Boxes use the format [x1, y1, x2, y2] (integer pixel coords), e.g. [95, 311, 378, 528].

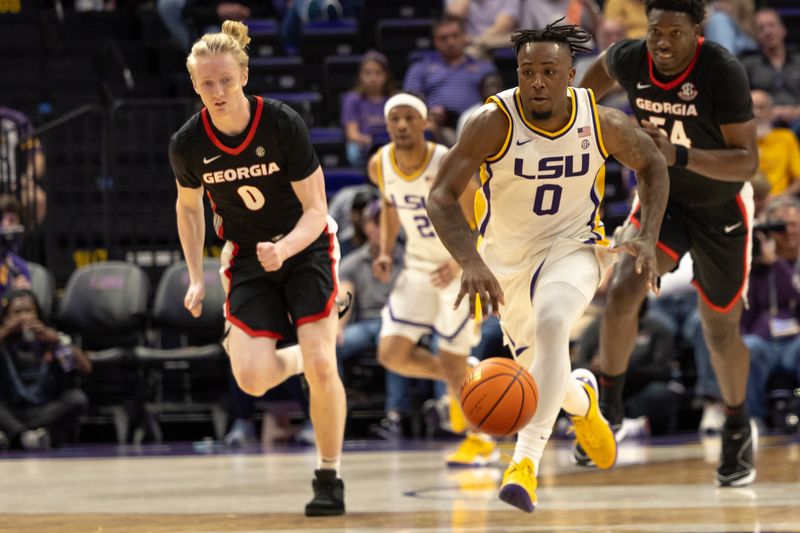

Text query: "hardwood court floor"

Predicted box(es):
[0, 434, 798, 533]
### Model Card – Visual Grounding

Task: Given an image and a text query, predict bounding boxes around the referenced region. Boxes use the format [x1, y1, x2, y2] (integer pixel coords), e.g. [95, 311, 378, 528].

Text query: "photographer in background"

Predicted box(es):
[0, 290, 92, 450]
[738, 197, 800, 430]
[0, 195, 30, 299]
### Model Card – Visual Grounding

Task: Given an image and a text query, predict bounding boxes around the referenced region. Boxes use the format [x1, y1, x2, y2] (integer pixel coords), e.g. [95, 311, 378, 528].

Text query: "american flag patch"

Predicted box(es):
[578, 126, 591, 137]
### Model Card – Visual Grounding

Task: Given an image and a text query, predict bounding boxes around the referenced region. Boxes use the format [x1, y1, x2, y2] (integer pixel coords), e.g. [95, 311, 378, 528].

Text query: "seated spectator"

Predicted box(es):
[741, 9, 800, 135]
[575, 18, 628, 110]
[524, 0, 601, 35]
[328, 185, 380, 258]
[341, 51, 396, 168]
[0, 107, 47, 227]
[336, 200, 407, 439]
[445, 0, 520, 56]
[603, 0, 646, 39]
[403, 15, 497, 146]
[574, 300, 680, 436]
[0, 195, 31, 300]
[0, 290, 91, 451]
[162, 0, 275, 52]
[704, 0, 756, 56]
[752, 90, 800, 196]
[455, 72, 504, 139]
[739, 216, 800, 427]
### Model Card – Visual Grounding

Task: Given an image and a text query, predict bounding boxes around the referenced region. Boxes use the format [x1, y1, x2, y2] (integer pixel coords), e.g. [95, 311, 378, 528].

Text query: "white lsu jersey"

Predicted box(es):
[376, 141, 451, 271]
[475, 86, 610, 277]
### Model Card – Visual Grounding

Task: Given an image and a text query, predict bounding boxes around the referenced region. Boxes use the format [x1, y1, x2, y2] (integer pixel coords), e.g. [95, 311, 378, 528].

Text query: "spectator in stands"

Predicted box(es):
[575, 300, 681, 436]
[328, 186, 379, 258]
[281, 0, 349, 54]
[704, 0, 756, 56]
[455, 72, 503, 139]
[752, 89, 800, 197]
[445, 0, 520, 56]
[522, 0, 602, 39]
[336, 200, 407, 438]
[739, 205, 800, 426]
[158, 0, 275, 51]
[0, 289, 91, 451]
[341, 51, 396, 168]
[603, 0, 647, 39]
[403, 15, 497, 146]
[0, 107, 46, 227]
[741, 9, 800, 135]
[575, 18, 628, 110]
[0, 196, 31, 300]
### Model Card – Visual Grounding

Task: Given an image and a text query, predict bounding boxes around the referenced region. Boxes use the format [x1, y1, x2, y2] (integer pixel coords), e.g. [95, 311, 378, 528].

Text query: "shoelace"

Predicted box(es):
[501, 452, 534, 478]
[572, 416, 603, 449]
[457, 435, 487, 455]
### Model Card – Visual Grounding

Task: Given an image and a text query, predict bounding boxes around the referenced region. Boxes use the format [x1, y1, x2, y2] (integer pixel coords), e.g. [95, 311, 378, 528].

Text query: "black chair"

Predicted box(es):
[360, 0, 443, 48]
[247, 56, 306, 93]
[322, 55, 362, 124]
[133, 258, 228, 443]
[247, 18, 283, 57]
[27, 262, 56, 322]
[310, 127, 347, 168]
[58, 261, 150, 443]
[377, 19, 434, 79]
[264, 91, 324, 126]
[300, 19, 360, 88]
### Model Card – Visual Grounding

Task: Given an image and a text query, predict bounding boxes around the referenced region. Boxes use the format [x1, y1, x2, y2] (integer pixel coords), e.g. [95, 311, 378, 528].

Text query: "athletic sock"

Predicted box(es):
[723, 402, 749, 430]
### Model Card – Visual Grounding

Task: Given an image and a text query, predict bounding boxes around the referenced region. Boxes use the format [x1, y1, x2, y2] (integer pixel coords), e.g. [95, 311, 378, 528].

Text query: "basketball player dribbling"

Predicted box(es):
[368, 93, 498, 467]
[427, 22, 670, 512]
[579, 0, 760, 487]
[169, 21, 346, 516]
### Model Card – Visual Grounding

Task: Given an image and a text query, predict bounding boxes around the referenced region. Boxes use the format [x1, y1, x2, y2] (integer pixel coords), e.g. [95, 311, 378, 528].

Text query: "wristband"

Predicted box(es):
[673, 145, 689, 168]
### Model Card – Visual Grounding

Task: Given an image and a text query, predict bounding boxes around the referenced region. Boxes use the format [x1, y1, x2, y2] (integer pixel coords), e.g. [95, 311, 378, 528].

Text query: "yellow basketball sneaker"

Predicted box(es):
[499, 457, 537, 513]
[449, 395, 467, 434]
[569, 368, 617, 469]
[446, 433, 499, 467]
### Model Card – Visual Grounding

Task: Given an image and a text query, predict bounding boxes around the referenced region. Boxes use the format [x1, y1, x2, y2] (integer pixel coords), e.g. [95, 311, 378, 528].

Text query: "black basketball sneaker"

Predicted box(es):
[305, 469, 345, 517]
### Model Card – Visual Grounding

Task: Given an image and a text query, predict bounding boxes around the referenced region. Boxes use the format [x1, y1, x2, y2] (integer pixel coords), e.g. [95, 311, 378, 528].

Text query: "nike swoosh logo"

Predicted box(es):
[724, 222, 742, 233]
[516, 139, 533, 146]
[637, 82, 651, 89]
[203, 155, 222, 164]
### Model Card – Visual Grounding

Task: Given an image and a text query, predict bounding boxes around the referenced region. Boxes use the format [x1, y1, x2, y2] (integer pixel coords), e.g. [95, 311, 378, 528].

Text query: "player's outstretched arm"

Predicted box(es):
[578, 50, 617, 101]
[367, 151, 401, 283]
[600, 106, 670, 293]
[427, 104, 507, 318]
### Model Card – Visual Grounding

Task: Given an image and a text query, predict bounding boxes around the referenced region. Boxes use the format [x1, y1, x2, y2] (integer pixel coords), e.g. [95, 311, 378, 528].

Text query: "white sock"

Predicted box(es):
[276, 344, 304, 376]
[562, 377, 590, 417]
[318, 455, 341, 476]
[512, 423, 551, 473]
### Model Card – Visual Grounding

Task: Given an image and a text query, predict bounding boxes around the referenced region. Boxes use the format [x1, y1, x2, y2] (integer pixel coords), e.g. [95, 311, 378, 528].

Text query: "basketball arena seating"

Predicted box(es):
[133, 259, 228, 444]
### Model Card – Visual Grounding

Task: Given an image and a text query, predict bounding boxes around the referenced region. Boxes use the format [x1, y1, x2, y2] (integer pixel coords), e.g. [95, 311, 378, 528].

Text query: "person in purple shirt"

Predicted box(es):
[740, 200, 800, 424]
[0, 196, 30, 300]
[403, 15, 497, 145]
[341, 50, 396, 167]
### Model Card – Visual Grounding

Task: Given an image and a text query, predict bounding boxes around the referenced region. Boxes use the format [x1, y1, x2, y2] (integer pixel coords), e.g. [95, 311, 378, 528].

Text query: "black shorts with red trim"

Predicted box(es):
[224, 230, 338, 340]
[630, 194, 750, 313]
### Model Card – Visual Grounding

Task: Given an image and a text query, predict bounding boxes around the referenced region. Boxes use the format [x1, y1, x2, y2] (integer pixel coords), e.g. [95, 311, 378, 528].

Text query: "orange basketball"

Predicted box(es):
[460, 357, 538, 437]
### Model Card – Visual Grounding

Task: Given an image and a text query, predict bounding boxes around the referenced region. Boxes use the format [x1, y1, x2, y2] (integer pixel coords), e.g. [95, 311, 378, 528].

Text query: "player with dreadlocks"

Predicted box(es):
[427, 19, 670, 512]
[579, 0, 759, 487]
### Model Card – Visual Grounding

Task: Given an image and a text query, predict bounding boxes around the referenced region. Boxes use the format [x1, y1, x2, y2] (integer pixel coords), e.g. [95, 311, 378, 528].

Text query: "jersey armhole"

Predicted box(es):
[375, 147, 385, 193]
[485, 97, 513, 163]
[587, 89, 610, 159]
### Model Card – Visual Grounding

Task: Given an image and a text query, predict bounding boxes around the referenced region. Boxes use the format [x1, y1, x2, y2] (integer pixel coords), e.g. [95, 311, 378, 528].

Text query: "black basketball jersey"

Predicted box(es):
[607, 38, 754, 207]
[169, 96, 320, 251]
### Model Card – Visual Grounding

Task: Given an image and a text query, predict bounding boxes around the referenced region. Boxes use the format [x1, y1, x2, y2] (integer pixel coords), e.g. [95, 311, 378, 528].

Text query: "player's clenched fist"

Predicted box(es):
[184, 281, 205, 317]
[257, 241, 288, 272]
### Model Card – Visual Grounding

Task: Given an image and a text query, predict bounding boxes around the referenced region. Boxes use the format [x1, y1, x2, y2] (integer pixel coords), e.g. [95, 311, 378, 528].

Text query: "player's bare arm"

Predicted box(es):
[429, 176, 481, 289]
[640, 118, 759, 184]
[258, 165, 328, 272]
[578, 50, 617, 101]
[175, 181, 207, 317]
[599, 106, 669, 293]
[367, 151, 401, 282]
[427, 104, 507, 318]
